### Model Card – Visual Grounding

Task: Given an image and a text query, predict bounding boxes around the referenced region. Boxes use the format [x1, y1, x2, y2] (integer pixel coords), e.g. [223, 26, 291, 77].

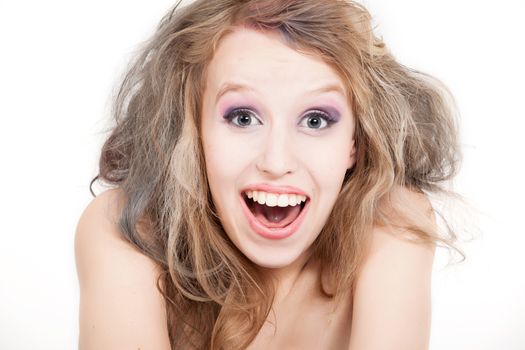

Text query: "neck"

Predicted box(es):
[258, 247, 316, 305]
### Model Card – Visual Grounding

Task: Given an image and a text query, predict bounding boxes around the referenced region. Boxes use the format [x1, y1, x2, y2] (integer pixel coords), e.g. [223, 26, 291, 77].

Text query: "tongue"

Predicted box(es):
[253, 202, 302, 228]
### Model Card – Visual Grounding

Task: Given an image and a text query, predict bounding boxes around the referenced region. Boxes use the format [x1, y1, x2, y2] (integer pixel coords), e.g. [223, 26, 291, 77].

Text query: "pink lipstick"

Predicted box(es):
[239, 193, 310, 240]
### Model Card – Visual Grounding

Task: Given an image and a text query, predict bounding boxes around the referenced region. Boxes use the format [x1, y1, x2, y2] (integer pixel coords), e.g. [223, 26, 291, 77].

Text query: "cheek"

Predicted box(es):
[300, 136, 351, 185]
[203, 132, 249, 184]
[202, 130, 253, 220]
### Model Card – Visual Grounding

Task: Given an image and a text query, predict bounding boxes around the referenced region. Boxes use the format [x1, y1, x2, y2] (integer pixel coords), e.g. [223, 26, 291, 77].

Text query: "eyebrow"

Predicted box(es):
[215, 81, 347, 104]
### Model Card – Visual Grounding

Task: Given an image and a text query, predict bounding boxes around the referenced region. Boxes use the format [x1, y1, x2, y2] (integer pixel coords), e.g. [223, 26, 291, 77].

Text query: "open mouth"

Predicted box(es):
[242, 192, 308, 229]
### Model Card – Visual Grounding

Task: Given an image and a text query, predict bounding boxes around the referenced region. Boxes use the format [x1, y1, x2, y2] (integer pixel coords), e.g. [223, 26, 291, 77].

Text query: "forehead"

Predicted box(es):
[205, 27, 348, 100]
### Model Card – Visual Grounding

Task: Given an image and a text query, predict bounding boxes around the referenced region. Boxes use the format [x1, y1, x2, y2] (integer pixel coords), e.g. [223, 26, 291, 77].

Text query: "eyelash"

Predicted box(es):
[222, 108, 337, 130]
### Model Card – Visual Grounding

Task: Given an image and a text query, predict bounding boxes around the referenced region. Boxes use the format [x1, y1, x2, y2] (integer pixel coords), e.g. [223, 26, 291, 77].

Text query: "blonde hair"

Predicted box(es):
[92, 0, 465, 348]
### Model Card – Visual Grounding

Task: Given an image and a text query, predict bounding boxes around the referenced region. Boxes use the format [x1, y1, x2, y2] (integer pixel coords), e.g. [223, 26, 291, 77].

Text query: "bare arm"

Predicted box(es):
[348, 190, 436, 350]
[74, 189, 171, 350]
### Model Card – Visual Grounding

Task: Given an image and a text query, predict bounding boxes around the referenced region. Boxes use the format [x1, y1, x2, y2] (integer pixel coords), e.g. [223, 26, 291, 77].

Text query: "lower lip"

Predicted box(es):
[239, 195, 310, 240]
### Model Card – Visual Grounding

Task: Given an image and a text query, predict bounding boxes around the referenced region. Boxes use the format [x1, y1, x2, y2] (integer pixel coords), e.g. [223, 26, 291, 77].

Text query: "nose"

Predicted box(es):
[255, 125, 298, 178]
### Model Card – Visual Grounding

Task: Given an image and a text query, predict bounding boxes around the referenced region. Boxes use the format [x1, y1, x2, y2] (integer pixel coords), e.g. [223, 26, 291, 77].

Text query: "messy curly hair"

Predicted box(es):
[91, 0, 465, 348]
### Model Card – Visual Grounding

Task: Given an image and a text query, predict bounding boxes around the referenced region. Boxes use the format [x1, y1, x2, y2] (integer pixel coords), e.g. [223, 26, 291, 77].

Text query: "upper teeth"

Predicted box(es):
[245, 190, 307, 207]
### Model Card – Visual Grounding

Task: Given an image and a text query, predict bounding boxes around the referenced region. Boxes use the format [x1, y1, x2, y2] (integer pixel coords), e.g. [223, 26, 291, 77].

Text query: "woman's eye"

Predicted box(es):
[299, 111, 333, 130]
[223, 108, 262, 128]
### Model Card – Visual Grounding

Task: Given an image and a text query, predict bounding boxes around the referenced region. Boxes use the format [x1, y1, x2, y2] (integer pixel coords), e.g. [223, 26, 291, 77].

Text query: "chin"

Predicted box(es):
[241, 244, 305, 270]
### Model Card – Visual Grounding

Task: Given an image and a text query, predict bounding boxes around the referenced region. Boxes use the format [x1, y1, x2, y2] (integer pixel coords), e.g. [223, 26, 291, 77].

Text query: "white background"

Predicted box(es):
[0, 0, 523, 349]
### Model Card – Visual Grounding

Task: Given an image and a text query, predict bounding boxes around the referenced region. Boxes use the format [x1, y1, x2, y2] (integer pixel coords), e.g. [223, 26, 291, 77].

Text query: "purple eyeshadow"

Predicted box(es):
[223, 105, 260, 118]
[316, 105, 341, 122]
[220, 103, 343, 129]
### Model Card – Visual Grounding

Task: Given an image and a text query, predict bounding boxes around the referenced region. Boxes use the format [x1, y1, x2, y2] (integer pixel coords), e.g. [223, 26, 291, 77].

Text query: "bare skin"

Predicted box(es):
[76, 187, 435, 349]
[76, 188, 353, 349]
[75, 189, 171, 350]
[247, 258, 354, 349]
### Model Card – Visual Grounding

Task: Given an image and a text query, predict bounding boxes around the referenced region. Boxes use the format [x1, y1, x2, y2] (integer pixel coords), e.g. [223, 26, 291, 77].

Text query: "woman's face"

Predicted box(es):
[200, 27, 356, 269]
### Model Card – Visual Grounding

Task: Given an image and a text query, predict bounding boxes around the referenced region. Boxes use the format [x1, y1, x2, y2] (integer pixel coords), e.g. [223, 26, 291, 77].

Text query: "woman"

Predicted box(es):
[75, 0, 463, 349]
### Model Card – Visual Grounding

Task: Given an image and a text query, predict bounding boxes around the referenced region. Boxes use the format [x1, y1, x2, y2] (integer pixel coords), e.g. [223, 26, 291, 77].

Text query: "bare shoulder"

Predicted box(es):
[74, 188, 171, 350]
[368, 186, 436, 265]
[348, 187, 436, 350]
